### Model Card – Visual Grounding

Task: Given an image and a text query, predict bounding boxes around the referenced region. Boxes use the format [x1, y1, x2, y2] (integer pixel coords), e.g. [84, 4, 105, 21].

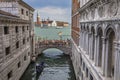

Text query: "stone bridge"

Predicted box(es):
[35, 40, 72, 56]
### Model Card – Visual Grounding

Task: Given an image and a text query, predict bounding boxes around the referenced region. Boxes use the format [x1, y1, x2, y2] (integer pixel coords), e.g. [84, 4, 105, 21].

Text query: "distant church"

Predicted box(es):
[35, 11, 69, 27]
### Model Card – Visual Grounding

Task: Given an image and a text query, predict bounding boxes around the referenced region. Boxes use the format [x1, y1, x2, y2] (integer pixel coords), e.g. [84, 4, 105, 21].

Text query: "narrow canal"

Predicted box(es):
[20, 48, 76, 80]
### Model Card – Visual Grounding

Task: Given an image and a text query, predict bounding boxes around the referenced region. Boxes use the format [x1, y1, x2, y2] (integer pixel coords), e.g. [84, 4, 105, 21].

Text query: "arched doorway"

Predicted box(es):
[97, 27, 103, 67]
[106, 28, 115, 78]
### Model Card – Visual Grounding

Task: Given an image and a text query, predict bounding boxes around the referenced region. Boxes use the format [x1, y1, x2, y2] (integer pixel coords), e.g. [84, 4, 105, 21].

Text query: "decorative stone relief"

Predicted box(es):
[85, 12, 87, 20]
[98, 5, 105, 17]
[83, 12, 85, 20]
[85, 9, 89, 20]
[91, 8, 95, 19]
[100, 0, 110, 3]
[117, 0, 120, 16]
[81, 13, 84, 21]
[109, 1, 118, 16]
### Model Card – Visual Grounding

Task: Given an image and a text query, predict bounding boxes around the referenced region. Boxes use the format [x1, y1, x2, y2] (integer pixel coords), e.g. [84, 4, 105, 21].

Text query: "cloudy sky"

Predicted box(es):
[24, 0, 72, 23]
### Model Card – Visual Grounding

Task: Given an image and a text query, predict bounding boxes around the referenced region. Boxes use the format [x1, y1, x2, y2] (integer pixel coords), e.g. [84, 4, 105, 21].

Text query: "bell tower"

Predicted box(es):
[37, 10, 41, 24]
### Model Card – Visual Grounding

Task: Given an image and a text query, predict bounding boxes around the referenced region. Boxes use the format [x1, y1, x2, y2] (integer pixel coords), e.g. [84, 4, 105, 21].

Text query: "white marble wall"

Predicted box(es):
[80, 0, 120, 22]
[72, 0, 120, 80]
[80, 0, 90, 8]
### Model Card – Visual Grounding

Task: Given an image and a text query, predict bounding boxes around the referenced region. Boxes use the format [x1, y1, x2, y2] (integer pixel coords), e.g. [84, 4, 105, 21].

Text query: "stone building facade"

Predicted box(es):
[72, 0, 120, 80]
[0, 0, 34, 80]
[71, 0, 80, 80]
[72, 0, 80, 45]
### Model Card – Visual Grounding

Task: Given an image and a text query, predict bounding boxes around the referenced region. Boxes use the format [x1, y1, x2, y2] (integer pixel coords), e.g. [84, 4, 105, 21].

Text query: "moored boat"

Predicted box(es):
[36, 62, 45, 78]
[56, 26, 63, 29]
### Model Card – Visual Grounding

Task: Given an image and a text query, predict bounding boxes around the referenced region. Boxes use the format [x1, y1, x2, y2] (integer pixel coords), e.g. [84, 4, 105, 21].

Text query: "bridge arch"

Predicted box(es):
[41, 47, 66, 54]
[35, 40, 72, 56]
[42, 48, 64, 58]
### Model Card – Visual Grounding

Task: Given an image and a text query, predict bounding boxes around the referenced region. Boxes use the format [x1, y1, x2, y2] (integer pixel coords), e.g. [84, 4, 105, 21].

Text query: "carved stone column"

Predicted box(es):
[101, 37, 106, 76]
[114, 41, 119, 80]
[80, 31, 83, 48]
[118, 48, 120, 80]
[87, 32, 89, 55]
[83, 31, 86, 51]
[84, 31, 86, 51]
[91, 33, 95, 60]
[94, 34, 98, 66]
[86, 32, 89, 54]
[89, 33, 92, 59]
[79, 32, 82, 47]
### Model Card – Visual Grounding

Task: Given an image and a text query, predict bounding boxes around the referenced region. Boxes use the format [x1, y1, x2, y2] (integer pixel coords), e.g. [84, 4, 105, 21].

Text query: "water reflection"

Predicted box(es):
[20, 48, 76, 80]
[43, 48, 63, 59]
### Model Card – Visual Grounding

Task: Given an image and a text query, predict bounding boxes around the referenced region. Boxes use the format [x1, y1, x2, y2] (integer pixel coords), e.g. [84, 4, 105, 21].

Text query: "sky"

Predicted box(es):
[24, 0, 72, 23]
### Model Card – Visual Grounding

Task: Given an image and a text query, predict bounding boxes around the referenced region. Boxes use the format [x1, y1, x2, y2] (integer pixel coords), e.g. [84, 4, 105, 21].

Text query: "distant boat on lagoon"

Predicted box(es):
[55, 26, 63, 29]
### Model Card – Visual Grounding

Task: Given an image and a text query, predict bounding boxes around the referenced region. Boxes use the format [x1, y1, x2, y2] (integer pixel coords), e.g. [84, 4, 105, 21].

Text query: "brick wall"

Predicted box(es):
[72, 0, 80, 45]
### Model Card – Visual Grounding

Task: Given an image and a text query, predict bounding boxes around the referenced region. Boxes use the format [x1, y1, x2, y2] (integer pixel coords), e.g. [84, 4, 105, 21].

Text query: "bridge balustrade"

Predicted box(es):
[35, 39, 72, 56]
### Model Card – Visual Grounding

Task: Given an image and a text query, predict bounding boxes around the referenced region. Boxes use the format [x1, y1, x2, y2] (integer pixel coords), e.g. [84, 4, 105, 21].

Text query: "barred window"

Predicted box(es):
[21, 8, 24, 15]
[4, 26, 9, 34]
[15, 26, 18, 33]
[7, 71, 12, 80]
[16, 41, 19, 49]
[5, 47, 10, 55]
[18, 62, 21, 68]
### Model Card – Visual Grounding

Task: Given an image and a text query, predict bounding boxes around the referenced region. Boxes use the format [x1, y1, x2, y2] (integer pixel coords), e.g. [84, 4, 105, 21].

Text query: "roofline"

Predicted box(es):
[18, 0, 35, 11]
[0, 10, 18, 17]
[0, 14, 30, 24]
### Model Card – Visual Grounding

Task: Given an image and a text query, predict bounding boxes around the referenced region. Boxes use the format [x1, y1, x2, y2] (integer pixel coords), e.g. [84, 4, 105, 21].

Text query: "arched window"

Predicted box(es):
[97, 27, 103, 67]
[106, 28, 115, 78]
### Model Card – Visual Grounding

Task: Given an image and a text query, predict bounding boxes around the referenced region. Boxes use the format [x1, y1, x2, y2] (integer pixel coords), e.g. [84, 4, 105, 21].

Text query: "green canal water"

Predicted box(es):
[20, 27, 76, 80]
[34, 26, 71, 40]
[20, 48, 76, 80]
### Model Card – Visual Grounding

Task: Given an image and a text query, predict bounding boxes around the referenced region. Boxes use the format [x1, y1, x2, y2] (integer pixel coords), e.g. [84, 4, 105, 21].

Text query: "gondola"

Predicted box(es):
[36, 62, 45, 78]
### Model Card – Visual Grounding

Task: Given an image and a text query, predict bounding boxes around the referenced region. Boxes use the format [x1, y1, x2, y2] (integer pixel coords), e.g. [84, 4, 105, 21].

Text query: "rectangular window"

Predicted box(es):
[21, 8, 24, 15]
[5, 47, 10, 55]
[7, 71, 12, 80]
[90, 74, 94, 80]
[26, 11, 28, 16]
[23, 38, 25, 45]
[28, 52, 30, 56]
[83, 62, 85, 71]
[15, 26, 18, 33]
[86, 68, 88, 77]
[31, 14, 33, 18]
[22, 26, 25, 32]
[16, 41, 19, 49]
[18, 62, 21, 68]
[24, 56, 27, 61]
[80, 57, 82, 65]
[4, 26, 9, 34]
[27, 26, 29, 30]
[27, 37, 29, 42]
